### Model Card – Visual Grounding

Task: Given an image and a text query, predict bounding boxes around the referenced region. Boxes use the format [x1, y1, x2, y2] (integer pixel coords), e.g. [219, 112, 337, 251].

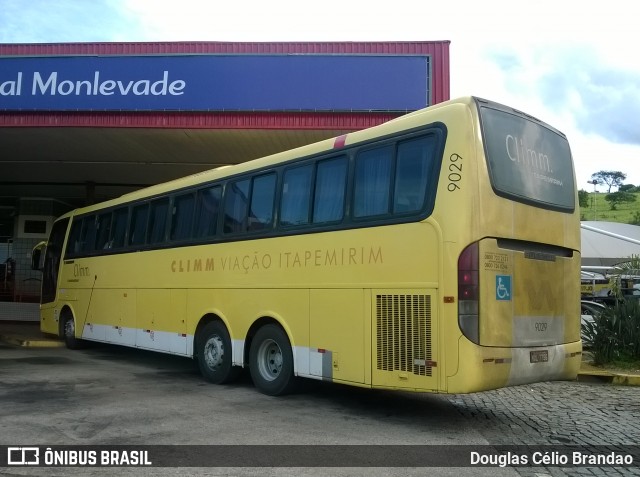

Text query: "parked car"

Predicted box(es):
[580, 300, 607, 344]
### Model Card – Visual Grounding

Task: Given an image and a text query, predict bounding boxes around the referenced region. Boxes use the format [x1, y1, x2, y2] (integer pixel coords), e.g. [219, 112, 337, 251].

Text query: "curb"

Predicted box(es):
[0, 334, 65, 348]
[610, 375, 640, 386]
[577, 371, 640, 386]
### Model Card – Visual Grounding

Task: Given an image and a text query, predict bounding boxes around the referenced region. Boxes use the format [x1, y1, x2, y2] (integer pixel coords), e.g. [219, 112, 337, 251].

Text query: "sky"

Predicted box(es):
[1, 0, 639, 190]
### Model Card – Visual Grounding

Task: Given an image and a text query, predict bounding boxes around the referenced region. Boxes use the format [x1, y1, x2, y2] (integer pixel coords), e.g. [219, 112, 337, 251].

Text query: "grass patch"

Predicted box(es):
[606, 359, 640, 371]
[580, 192, 639, 224]
[599, 359, 640, 376]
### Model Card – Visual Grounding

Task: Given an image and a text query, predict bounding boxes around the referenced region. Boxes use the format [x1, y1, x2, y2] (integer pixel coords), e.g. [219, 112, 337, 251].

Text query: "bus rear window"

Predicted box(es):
[479, 105, 575, 212]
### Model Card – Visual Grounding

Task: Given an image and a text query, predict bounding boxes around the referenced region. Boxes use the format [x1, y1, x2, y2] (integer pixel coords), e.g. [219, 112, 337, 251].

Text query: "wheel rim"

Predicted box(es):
[256, 338, 283, 382]
[203, 335, 225, 371]
[64, 318, 75, 338]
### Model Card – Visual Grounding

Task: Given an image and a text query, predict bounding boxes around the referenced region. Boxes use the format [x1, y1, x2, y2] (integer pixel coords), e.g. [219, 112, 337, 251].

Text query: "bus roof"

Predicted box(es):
[58, 96, 482, 219]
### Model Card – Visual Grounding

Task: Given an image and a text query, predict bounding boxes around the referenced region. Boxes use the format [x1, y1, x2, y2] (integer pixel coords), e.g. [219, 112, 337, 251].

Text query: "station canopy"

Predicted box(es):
[0, 41, 450, 207]
[581, 221, 640, 267]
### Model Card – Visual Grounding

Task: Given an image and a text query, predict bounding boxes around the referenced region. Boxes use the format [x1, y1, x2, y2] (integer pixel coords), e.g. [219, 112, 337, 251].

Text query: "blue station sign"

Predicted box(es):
[0, 55, 430, 112]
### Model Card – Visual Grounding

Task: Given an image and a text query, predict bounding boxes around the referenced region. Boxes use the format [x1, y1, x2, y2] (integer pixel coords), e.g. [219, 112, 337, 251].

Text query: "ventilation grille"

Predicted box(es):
[376, 294, 432, 376]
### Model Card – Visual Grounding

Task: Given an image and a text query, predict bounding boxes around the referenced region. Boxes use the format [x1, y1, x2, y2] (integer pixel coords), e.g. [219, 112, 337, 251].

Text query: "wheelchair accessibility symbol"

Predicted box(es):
[496, 275, 512, 301]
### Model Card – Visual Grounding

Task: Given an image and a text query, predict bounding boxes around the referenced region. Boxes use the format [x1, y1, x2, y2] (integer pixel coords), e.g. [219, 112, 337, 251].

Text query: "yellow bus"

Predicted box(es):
[32, 96, 582, 395]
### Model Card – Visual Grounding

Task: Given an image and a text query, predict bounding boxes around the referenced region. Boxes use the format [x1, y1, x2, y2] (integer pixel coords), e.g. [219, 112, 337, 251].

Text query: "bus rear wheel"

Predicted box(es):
[61, 312, 84, 350]
[196, 321, 240, 384]
[249, 324, 297, 396]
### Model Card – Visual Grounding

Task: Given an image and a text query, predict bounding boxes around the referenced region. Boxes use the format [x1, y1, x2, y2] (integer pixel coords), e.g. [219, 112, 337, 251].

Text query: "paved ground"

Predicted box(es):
[1, 321, 639, 476]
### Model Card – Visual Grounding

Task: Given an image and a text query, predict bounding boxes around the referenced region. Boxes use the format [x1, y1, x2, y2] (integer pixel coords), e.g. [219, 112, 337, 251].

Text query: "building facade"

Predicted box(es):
[0, 41, 450, 306]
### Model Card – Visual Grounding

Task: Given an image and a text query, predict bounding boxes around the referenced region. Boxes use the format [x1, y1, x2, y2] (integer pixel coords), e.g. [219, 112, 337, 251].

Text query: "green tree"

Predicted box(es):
[604, 191, 636, 210]
[578, 189, 590, 208]
[619, 184, 636, 192]
[591, 171, 627, 193]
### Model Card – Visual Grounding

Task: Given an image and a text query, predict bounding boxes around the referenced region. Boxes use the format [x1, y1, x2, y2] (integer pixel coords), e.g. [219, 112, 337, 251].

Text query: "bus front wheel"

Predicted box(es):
[249, 324, 297, 396]
[62, 312, 84, 350]
[196, 321, 240, 384]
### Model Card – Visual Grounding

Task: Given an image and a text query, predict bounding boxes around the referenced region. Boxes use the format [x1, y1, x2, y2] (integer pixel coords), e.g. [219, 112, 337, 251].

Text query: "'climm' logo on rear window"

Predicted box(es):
[505, 134, 564, 187]
[505, 134, 552, 173]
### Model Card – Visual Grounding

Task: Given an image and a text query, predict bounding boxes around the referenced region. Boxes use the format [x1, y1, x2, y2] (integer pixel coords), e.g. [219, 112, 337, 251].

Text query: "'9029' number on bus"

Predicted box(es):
[448, 153, 463, 191]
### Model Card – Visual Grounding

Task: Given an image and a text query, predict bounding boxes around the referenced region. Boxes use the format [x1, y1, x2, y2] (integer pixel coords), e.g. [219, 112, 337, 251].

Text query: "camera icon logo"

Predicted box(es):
[7, 447, 40, 466]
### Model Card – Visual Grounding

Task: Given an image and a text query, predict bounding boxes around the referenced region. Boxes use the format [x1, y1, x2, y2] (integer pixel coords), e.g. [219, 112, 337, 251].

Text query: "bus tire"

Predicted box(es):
[62, 312, 84, 350]
[196, 321, 240, 384]
[249, 324, 297, 396]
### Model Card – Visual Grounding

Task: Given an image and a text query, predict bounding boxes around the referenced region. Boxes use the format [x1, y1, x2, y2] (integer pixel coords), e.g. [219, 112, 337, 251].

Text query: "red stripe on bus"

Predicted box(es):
[333, 135, 347, 149]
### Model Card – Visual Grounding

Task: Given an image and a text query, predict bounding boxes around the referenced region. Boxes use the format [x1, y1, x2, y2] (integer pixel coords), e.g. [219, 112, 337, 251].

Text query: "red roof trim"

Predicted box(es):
[0, 111, 402, 130]
[0, 41, 449, 56]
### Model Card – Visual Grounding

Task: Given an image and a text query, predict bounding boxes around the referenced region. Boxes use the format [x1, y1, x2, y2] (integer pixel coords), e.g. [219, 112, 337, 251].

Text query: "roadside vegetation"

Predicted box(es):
[582, 256, 640, 369]
[583, 299, 640, 367]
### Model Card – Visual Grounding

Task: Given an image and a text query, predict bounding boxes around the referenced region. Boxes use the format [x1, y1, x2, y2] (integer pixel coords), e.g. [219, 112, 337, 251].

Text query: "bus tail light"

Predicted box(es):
[458, 242, 479, 344]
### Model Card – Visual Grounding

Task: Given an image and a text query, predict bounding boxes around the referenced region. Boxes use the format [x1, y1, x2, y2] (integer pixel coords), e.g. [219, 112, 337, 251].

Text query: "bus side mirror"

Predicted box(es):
[31, 241, 46, 271]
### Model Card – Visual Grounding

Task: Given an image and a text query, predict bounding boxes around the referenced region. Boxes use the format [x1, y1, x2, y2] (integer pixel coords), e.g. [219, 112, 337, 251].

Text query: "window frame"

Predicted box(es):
[59, 123, 446, 259]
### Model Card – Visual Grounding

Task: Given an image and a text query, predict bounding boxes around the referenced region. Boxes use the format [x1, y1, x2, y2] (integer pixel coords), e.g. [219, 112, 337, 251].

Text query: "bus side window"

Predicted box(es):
[170, 193, 195, 241]
[280, 165, 312, 227]
[80, 216, 98, 254]
[129, 204, 149, 247]
[148, 197, 170, 244]
[95, 212, 113, 250]
[393, 136, 435, 214]
[354, 145, 393, 218]
[194, 186, 221, 238]
[224, 180, 249, 234]
[248, 173, 276, 231]
[65, 219, 83, 257]
[110, 207, 129, 249]
[313, 156, 347, 224]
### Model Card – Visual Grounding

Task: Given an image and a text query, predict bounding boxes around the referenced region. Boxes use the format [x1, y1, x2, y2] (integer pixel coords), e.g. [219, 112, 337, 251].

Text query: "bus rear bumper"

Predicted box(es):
[447, 338, 582, 393]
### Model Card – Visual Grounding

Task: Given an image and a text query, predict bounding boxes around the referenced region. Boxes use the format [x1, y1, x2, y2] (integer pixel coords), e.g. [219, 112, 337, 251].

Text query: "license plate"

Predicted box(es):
[530, 350, 548, 363]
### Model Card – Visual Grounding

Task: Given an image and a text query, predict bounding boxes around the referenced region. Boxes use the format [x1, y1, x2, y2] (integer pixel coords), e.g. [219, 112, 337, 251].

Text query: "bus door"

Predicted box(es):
[371, 289, 439, 391]
[34, 218, 69, 334]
